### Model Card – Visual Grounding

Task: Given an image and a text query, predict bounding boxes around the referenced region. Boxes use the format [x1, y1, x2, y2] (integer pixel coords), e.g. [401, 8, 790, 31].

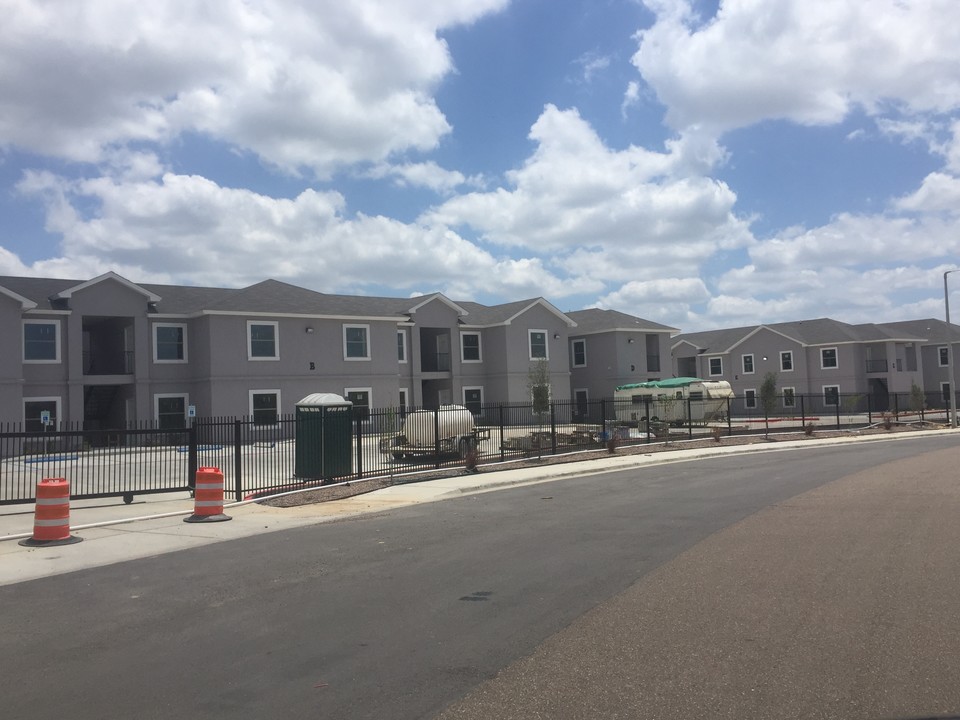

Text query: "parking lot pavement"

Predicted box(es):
[1, 431, 954, 587]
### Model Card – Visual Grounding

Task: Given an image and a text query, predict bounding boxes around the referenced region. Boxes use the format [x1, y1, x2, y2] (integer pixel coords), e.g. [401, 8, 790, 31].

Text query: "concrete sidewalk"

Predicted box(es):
[0, 431, 951, 586]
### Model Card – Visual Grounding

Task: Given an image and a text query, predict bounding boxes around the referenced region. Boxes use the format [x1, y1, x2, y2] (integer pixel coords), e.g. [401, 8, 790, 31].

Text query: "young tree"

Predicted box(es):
[759, 371, 779, 438]
[527, 359, 551, 459]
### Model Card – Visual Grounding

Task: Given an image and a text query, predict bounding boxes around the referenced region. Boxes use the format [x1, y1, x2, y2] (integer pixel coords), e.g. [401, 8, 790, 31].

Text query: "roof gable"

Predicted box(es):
[53, 271, 161, 302]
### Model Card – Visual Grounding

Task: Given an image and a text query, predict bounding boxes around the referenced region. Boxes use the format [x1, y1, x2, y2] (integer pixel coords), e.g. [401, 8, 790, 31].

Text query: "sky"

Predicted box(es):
[2, 0, 960, 332]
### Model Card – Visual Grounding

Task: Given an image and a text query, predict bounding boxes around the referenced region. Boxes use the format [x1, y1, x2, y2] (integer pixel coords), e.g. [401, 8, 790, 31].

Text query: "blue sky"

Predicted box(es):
[2, 0, 960, 331]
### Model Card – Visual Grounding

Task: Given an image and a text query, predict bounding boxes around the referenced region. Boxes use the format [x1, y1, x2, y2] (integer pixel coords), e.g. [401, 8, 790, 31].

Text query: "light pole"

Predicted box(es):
[945, 270, 959, 428]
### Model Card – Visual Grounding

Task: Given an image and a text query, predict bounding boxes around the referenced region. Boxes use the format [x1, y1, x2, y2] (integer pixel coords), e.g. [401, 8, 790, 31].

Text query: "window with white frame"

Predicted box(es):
[821, 347, 838, 369]
[398, 388, 409, 412]
[742, 354, 755, 374]
[529, 329, 548, 360]
[154, 323, 187, 362]
[708, 357, 723, 376]
[343, 324, 370, 360]
[823, 385, 840, 406]
[782, 387, 796, 408]
[744, 389, 757, 409]
[248, 321, 278, 360]
[780, 350, 794, 371]
[249, 390, 280, 425]
[155, 394, 188, 430]
[345, 388, 371, 421]
[397, 330, 407, 363]
[572, 339, 586, 367]
[461, 332, 482, 362]
[939, 346, 949, 367]
[23, 320, 60, 362]
[942, 382, 951, 405]
[463, 386, 483, 417]
[23, 397, 60, 432]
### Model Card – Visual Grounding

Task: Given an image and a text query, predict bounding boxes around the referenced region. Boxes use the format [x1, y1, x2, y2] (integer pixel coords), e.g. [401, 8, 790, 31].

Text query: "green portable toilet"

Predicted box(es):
[295, 393, 353, 481]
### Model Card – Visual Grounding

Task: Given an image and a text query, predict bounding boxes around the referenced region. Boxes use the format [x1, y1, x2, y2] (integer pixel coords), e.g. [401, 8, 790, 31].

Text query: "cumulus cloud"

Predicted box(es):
[0, 0, 509, 173]
[634, 0, 960, 134]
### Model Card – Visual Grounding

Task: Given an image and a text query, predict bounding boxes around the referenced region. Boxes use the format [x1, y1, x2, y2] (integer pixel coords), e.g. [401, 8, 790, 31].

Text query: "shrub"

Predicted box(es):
[803, 423, 817, 436]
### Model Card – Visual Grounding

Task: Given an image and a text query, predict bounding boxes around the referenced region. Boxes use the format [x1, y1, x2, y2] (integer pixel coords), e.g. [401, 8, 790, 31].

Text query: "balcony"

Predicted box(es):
[647, 354, 661, 372]
[84, 350, 134, 375]
[422, 351, 451, 373]
[865, 359, 888, 373]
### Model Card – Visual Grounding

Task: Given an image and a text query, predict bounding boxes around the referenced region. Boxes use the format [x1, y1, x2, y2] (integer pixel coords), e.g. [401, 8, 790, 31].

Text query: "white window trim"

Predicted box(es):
[247, 321, 279, 361]
[154, 393, 189, 424]
[822, 385, 840, 406]
[23, 319, 61, 364]
[528, 329, 549, 361]
[572, 339, 587, 368]
[344, 387, 373, 418]
[398, 388, 409, 410]
[462, 385, 484, 406]
[23, 396, 62, 429]
[708, 356, 723, 377]
[741, 353, 755, 374]
[397, 330, 407, 364]
[782, 387, 796, 407]
[249, 389, 281, 426]
[460, 332, 483, 363]
[939, 346, 949, 367]
[820, 346, 839, 370]
[343, 324, 371, 361]
[780, 350, 794, 372]
[744, 388, 757, 409]
[153, 322, 188, 363]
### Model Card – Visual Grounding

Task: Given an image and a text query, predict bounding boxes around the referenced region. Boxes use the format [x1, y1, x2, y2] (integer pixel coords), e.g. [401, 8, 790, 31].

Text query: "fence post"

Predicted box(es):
[687, 398, 693, 439]
[726, 397, 732, 436]
[835, 398, 841, 430]
[433, 407, 441, 469]
[550, 402, 557, 455]
[800, 395, 806, 428]
[646, 397, 652, 443]
[187, 424, 198, 492]
[867, 394, 873, 424]
[233, 419, 243, 502]
[498, 404, 505, 462]
[355, 415, 364, 478]
[894, 393, 900, 419]
[600, 398, 607, 442]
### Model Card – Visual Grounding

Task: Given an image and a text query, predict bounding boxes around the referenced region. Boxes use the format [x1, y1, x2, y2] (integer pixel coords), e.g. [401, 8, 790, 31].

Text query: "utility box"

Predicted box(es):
[295, 393, 353, 481]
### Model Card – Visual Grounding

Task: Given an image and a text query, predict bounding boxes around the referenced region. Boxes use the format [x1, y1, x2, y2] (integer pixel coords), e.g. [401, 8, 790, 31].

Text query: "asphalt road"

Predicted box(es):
[2, 436, 958, 720]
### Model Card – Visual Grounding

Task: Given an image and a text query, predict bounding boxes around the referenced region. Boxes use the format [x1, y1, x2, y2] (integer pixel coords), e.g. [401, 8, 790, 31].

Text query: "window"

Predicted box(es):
[943, 382, 952, 405]
[939, 346, 949, 367]
[398, 388, 408, 413]
[344, 324, 370, 360]
[574, 389, 589, 420]
[23, 320, 60, 362]
[821, 347, 838, 369]
[248, 321, 278, 360]
[345, 388, 371, 421]
[463, 387, 483, 417]
[708, 357, 723, 376]
[461, 332, 482, 362]
[250, 390, 280, 425]
[397, 330, 407, 363]
[529, 329, 548, 360]
[782, 387, 796, 408]
[154, 323, 187, 362]
[24, 398, 59, 432]
[572, 339, 586, 367]
[744, 389, 757, 409]
[823, 385, 840, 406]
[780, 351, 793, 371]
[155, 394, 188, 430]
[742, 354, 755, 374]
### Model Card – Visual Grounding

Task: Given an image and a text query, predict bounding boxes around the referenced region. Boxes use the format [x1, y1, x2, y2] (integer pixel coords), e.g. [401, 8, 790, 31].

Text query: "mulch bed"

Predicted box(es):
[258, 421, 942, 508]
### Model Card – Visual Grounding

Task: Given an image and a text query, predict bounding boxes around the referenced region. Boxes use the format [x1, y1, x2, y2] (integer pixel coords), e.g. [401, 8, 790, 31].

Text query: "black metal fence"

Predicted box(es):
[1, 390, 953, 505]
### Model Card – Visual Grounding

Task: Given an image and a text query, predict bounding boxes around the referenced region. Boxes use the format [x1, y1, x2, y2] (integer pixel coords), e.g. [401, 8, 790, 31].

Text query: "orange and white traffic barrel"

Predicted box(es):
[19, 478, 83, 547]
[184, 466, 232, 523]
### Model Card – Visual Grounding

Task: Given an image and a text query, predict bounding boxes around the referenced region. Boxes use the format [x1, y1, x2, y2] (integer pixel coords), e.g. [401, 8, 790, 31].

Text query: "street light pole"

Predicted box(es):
[945, 270, 958, 428]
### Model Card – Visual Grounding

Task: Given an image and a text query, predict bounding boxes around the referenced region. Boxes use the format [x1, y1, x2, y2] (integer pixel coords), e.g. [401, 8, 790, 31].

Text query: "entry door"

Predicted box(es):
[574, 389, 588, 421]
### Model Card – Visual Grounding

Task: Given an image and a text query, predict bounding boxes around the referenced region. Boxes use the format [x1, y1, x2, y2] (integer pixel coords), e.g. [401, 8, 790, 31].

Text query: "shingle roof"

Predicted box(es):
[566, 309, 678, 335]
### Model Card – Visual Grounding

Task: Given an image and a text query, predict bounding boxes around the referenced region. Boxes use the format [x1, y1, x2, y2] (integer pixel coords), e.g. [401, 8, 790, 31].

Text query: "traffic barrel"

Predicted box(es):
[183, 466, 232, 523]
[19, 478, 83, 547]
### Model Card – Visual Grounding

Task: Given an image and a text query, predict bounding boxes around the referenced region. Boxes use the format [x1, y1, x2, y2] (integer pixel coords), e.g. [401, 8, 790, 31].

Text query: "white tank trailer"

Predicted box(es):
[380, 405, 487, 459]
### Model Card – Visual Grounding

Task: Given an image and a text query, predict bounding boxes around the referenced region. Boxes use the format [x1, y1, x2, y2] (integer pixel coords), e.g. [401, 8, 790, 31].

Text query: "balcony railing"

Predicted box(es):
[865, 359, 888, 373]
[646, 354, 661, 372]
[421, 352, 451, 373]
[83, 351, 134, 375]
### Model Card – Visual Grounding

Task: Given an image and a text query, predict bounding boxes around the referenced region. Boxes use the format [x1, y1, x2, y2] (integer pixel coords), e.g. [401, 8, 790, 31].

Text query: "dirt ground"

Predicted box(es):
[260, 421, 944, 508]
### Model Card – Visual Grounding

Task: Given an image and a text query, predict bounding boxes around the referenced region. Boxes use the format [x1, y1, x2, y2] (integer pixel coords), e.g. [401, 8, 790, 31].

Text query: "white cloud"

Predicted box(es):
[634, 0, 960, 134]
[363, 161, 480, 194]
[0, 0, 509, 173]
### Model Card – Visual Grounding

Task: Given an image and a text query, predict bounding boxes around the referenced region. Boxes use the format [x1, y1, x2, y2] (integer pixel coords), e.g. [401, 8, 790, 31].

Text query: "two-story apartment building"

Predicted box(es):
[566, 309, 679, 417]
[1, 272, 592, 430]
[672, 318, 960, 411]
